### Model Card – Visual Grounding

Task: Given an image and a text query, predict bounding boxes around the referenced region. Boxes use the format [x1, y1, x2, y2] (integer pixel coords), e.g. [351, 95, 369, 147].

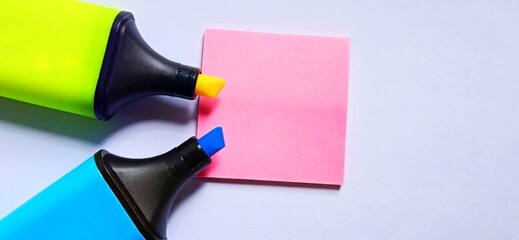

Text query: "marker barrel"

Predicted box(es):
[0, 137, 212, 240]
[0, 1, 202, 120]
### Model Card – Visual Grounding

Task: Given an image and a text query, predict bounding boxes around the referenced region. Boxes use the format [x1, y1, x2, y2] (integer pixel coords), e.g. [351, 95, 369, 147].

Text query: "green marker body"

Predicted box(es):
[0, 0, 201, 120]
[1, 1, 118, 118]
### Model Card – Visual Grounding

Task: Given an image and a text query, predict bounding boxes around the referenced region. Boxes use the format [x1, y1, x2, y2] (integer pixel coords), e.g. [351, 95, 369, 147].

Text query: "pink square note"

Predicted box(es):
[197, 29, 349, 185]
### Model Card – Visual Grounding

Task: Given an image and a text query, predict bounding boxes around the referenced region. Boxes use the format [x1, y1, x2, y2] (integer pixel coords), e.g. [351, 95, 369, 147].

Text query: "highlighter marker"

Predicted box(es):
[0, 127, 225, 240]
[0, 1, 225, 120]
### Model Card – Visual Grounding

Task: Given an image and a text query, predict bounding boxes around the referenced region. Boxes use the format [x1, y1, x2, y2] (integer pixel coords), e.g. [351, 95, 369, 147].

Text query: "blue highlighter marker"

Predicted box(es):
[0, 127, 225, 240]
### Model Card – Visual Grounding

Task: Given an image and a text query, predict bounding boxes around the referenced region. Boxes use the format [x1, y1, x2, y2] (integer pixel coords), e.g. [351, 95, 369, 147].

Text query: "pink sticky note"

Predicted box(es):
[197, 29, 349, 185]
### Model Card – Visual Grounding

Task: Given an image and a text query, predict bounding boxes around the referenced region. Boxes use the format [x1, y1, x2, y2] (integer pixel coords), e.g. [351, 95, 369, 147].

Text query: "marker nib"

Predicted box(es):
[195, 74, 226, 98]
[198, 127, 225, 157]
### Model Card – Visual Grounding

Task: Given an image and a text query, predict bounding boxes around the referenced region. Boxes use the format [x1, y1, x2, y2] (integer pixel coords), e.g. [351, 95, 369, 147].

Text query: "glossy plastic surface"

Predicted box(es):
[0, 157, 144, 240]
[0, 1, 119, 117]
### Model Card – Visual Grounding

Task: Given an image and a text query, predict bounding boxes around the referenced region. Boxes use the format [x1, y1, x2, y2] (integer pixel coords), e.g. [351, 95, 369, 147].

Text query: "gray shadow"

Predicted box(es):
[201, 177, 342, 190]
[0, 96, 196, 143]
[168, 177, 205, 217]
[167, 176, 340, 220]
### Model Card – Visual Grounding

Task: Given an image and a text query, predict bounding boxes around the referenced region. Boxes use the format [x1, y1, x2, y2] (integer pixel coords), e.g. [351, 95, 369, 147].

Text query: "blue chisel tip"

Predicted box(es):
[198, 127, 225, 157]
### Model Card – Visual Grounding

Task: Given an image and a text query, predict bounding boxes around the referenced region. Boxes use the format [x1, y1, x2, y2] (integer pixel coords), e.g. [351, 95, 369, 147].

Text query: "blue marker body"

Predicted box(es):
[0, 157, 144, 239]
[0, 127, 224, 239]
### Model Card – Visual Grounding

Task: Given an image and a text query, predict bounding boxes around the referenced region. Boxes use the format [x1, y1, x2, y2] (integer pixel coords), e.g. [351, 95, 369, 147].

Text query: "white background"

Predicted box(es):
[1, 0, 519, 239]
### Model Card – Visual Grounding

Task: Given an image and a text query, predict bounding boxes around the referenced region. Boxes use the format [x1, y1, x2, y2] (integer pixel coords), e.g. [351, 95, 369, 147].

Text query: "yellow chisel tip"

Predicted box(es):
[195, 74, 226, 98]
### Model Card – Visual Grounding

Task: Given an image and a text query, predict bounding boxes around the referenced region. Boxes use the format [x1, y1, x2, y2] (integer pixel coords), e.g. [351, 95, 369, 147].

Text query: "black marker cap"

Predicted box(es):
[94, 137, 211, 240]
[94, 12, 200, 120]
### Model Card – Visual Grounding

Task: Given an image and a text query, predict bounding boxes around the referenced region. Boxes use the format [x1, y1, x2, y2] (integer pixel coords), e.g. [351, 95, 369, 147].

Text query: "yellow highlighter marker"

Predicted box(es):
[0, 1, 225, 120]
